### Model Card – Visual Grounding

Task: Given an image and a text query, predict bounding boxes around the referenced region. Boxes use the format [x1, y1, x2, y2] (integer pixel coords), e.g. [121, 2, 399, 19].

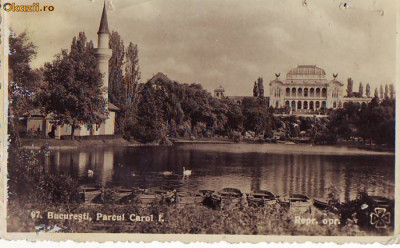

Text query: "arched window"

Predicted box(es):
[310, 101, 314, 110]
[316, 101, 320, 109]
[322, 101, 326, 109]
[310, 88, 315, 97]
[285, 101, 290, 108]
[286, 88, 290, 97]
[304, 88, 308, 97]
[291, 101, 296, 109]
[298, 88, 303, 97]
[322, 88, 327, 97]
[333, 102, 337, 108]
[297, 101, 302, 109]
[316, 88, 321, 97]
[291, 88, 296, 97]
[303, 101, 308, 109]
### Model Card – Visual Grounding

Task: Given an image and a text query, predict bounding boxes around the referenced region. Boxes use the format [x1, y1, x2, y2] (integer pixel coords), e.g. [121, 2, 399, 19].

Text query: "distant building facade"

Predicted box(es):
[268, 65, 371, 114]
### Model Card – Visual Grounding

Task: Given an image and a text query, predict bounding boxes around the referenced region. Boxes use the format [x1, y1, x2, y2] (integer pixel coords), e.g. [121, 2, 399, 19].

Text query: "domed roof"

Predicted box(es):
[287, 65, 326, 77]
[214, 85, 225, 92]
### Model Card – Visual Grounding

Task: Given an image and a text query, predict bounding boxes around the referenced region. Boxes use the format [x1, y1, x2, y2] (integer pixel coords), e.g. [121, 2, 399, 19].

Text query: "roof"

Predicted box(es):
[27, 109, 45, 117]
[149, 72, 171, 83]
[287, 65, 326, 77]
[97, 3, 110, 35]
[108, 102, 119, 111]
[214, 85, 225, 92]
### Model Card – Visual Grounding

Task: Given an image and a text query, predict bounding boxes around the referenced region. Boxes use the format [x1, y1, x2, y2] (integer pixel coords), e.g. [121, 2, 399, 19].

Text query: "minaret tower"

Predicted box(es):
[95, 2, 112, 102]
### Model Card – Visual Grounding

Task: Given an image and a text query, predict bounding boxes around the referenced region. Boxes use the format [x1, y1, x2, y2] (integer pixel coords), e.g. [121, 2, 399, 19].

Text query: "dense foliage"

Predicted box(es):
[39, 32, 107, 139]
[327, 97, 395, 146]
[131, 77, 249, 142]
[8, 148, 81, 206]
[8, 31, 42, 145]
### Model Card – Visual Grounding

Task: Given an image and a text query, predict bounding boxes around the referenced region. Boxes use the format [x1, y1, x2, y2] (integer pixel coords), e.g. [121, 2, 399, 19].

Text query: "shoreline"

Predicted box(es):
[17, 137, 394, 154]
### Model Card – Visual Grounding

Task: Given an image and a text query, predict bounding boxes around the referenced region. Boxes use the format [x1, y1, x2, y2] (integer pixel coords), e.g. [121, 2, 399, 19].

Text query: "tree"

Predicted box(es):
[40, 32, 107, 140]
[133, 82, 163, 143]
[125, 42, 141, 104]
[384, 84, 389, 99]
[257, 77, 264, 97]
[346, 78, 353, 97]
[374, 88, 378, 98]
[8, 31, 42, 146]
[242, 97, 272, 135]
[366, 83, 371, 97]
[253, 81, 258, 97]
[108, 31, 125, 107]
[358, 82, 363, 97]
[389, 84, 395, 99]
[379, 85, 383, 99]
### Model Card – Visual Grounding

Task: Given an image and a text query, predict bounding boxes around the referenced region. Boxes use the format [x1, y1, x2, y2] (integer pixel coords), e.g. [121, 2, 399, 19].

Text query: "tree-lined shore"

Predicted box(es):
[8, 31, 395, 149]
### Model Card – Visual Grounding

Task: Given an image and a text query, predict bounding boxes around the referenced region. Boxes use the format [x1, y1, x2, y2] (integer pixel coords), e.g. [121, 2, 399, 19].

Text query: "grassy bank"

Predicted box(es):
[8, 199, 387, 235]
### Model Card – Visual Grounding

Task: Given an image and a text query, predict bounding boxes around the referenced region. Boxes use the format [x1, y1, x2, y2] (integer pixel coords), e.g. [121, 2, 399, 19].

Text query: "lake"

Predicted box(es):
[42, 143, 395, 202]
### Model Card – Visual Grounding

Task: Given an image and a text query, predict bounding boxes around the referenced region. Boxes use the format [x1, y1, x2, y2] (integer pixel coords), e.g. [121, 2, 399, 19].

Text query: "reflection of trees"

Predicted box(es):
[41, 147, 393, 202]
[250, 162, 262, 191]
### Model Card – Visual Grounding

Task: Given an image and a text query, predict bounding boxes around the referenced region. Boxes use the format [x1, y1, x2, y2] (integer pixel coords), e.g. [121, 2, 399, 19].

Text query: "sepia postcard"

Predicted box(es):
[0, 0, 399, 244]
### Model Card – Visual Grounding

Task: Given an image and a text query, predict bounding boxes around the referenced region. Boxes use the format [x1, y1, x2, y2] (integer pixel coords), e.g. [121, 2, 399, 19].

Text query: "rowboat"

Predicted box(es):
[289, 194, 311, 208]
[279, 194, 312, 212]
[132, 186, 175, 205]
[175, 191, 204, 205]
[313, 198, 329, 210]
[203, 188, 243, 209]
[247, 190, 277, 207]
[218, 188, 243, 198]
[79, 185, 101, 203]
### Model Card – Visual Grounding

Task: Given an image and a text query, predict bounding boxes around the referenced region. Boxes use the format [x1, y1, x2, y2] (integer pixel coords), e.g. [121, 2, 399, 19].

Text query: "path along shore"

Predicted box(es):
[18, 137, 394, 154]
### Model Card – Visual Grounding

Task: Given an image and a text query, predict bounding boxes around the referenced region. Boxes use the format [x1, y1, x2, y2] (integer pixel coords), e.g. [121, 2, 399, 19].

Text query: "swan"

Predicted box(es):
[183, 167, 192, 177]
[161, 171, 173, 176]
[88, 169, 94, 177]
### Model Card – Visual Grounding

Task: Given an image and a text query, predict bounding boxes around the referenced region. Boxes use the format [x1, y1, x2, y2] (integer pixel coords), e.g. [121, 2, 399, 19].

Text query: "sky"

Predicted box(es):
[8, 0, 398, 96]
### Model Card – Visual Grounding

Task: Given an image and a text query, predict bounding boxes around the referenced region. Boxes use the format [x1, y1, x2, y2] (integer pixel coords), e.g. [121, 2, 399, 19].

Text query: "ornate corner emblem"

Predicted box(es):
[370, 208, 391, 229]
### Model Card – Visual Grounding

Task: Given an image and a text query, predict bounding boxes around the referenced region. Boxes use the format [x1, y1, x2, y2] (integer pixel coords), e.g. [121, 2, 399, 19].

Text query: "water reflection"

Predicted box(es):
[42, 144, 394, 202]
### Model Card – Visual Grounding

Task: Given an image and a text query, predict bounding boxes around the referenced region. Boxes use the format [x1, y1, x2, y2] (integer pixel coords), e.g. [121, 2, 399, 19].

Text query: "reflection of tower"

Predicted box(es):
[94, 3, 112, 102]
[53, 151, 61, 172]
[97, 151, 114, 186]
[78, 152, 88, 178]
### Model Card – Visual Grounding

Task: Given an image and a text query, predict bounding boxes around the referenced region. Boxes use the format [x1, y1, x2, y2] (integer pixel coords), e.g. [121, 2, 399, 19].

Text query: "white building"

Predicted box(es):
[268, 65, 371, 114]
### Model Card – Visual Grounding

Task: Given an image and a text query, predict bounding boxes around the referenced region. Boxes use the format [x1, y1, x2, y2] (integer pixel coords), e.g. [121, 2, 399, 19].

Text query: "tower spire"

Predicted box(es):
[97, 2, 110, 35]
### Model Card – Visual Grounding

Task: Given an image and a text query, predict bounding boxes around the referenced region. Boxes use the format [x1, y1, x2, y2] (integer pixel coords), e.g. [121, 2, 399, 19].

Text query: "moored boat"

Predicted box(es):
[313, 198, 329, 210]
[175, 191, 204, 205]
[203, 188, 243, 209]
[290, 194, 311, 208]
[247, 190, 277, 207]
[279, 194, 311, 212]
[218, 188, 243, 207]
